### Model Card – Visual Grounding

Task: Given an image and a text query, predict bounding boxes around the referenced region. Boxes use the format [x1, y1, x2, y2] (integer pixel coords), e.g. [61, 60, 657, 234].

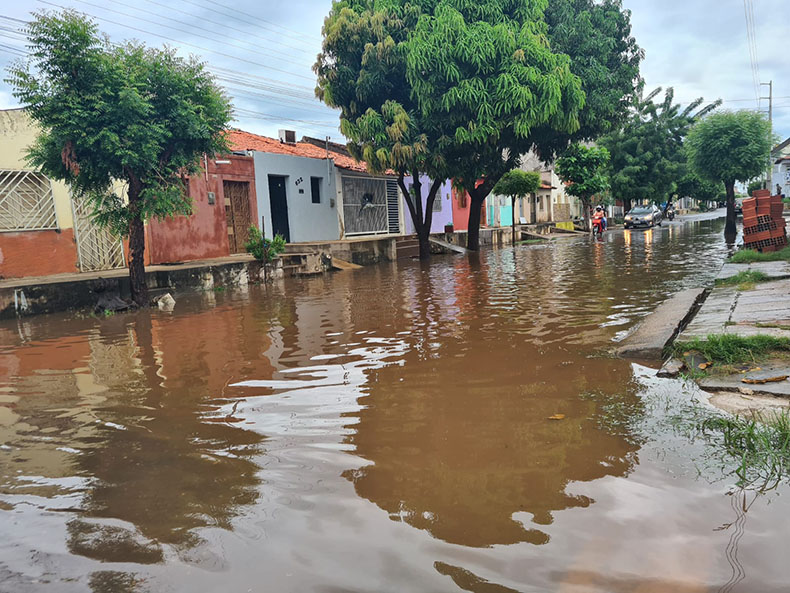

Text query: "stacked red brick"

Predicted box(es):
[742, 189, 787, 252]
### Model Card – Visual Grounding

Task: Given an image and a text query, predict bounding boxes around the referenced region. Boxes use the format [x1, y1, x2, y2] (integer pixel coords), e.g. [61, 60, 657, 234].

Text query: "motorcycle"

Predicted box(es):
[592, 218, 605, 238]
[666, 207, 675, 221]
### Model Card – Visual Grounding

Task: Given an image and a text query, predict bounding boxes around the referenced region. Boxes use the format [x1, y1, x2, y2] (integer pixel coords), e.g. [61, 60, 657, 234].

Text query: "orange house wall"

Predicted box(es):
[146, 155, 258, 265]
[451, 186, 487, 232]
[0, 229, 79, 279]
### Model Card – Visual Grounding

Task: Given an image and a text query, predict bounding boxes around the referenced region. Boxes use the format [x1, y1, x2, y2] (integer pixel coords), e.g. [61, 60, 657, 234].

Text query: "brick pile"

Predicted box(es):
[742, 189, 787, 252]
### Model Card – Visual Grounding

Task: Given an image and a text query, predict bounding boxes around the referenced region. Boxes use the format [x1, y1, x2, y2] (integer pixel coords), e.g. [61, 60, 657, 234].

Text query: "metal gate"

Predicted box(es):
[71, 195, 126, 272]
[342, 175, 389, 236]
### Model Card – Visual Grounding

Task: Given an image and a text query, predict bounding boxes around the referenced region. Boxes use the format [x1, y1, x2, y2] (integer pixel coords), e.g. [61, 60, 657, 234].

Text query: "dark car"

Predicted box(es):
[624, 205, 663, 229]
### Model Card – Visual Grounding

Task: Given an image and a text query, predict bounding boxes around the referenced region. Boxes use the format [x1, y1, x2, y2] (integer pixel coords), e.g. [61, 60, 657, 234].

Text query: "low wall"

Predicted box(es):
[0, 259, 283, 319]
[285, 236, 398, 266]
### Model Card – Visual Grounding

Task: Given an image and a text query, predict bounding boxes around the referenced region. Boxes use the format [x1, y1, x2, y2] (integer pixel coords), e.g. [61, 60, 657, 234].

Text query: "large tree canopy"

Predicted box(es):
[685, 110, 773, 235]
[8, 10, 231, 305]
[316, 0, 642, 252]
[600, 87, 719, 213]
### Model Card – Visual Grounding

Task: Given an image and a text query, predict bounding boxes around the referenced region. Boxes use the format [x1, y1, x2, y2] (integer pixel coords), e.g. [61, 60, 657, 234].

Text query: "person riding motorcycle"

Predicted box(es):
[592, 206, 606, 234]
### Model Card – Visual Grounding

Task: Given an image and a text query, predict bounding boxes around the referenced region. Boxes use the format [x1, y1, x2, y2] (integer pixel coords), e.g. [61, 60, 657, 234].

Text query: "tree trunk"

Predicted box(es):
[623, 197, 632, 214]
[724, 180, 737, 237]
[511, 196, 516, 245]
[128, 213, 147, 306]
[398, 172, 433, 260]
[127, 181, 148, 307]
[582, 197, 592, 232]
[467, 197, 484, 251]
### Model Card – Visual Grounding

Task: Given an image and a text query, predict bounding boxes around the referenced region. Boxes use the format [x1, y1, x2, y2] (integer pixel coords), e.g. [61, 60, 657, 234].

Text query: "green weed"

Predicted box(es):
[729, 246, 790, 264]
[699, 411, 790, 490]
[674, 334, 790, 365]
[715, 270, 770, 287]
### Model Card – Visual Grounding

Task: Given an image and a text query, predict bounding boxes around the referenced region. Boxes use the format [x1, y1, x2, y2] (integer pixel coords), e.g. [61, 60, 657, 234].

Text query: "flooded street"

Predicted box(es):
[3, 214, 790, 592]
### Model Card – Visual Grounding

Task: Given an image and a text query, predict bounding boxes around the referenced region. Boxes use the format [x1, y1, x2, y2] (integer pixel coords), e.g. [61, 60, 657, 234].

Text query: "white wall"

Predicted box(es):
[252, 152, 340, 243]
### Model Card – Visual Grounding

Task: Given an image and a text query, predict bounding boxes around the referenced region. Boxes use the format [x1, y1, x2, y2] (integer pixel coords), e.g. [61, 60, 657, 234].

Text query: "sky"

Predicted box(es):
[0, 0, 788, 145]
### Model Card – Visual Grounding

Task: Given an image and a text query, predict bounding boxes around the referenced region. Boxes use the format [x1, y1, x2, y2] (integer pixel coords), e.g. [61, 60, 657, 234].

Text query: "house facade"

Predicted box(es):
[0, 108, 126, 279]
[0, 108, 261, 278]
[146, 154, 258, 263]
[772, 138, 790, 197]
[402, 175, 453, 234]
[228, 129, 403, 243]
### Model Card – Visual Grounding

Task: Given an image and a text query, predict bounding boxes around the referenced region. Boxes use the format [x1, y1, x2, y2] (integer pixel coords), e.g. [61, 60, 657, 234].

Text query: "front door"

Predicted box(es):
[268, 175, 291, 242]
[531, 194, 537, 224]
[223, 181, 252, 254]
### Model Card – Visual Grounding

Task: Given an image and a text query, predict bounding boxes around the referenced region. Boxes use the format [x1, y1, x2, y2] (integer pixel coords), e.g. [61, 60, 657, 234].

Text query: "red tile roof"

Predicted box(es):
[226, 129, 369, 173]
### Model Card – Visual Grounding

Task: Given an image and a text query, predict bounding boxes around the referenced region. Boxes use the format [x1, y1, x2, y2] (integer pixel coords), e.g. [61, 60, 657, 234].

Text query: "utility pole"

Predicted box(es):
[760, 80, 773, 190]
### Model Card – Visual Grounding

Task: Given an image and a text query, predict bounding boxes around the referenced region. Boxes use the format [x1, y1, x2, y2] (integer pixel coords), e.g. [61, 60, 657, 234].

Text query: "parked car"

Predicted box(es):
[624, 205, 663, 229]
[735, 199, 743, 215]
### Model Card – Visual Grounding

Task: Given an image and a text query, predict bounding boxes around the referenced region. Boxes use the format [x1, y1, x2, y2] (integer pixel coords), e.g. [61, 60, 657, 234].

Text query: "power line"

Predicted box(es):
[743, 0, 760, 105]
[107, 0, 315, 67]
[0, 16, 318, 96]
[130, 0, 316, 59]
[36, 0, 316, 82]
[169, 0, 321, 46]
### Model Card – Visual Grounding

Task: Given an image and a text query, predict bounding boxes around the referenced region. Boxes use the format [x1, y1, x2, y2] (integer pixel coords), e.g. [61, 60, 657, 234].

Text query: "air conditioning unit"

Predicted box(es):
[278, 129, 296, 144]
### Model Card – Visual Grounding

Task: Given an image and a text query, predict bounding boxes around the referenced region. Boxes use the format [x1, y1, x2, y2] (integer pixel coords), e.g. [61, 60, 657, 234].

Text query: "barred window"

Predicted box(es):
[0, 170, 58, 231]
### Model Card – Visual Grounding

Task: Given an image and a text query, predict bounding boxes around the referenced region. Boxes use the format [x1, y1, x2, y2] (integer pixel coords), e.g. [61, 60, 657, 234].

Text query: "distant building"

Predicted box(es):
[772, 137, 790, 197]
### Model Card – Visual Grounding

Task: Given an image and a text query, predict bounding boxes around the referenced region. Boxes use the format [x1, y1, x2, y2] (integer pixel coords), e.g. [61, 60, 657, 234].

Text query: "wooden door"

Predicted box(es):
[223, 181, 251, 253]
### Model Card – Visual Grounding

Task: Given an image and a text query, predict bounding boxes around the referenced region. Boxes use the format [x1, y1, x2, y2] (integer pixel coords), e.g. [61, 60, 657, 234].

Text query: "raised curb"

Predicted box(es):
[616, 287, 709, 359]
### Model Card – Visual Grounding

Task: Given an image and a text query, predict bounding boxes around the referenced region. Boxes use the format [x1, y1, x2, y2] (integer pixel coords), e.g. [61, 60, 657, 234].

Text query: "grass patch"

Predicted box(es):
[729, 246, 790, 264]
[715, 269, 770, 287]
[674, 334, 790, 365]
[700, 412, 790, 490]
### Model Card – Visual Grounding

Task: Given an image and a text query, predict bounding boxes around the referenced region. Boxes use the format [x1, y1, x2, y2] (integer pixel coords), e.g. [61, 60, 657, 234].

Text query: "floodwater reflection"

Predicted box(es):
[5, 214, 790, 592]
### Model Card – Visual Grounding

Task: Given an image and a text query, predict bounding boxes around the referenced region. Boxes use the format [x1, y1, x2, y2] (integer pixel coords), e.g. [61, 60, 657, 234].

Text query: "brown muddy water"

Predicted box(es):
[2, 214, 790, 593]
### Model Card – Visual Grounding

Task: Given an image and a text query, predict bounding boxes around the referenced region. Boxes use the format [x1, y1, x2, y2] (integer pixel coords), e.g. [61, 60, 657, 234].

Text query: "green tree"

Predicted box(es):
[315, 0, 642, 253]
[8, 11, 232, 305]
[676, 171, 720, 206]
[315, 1, 442, 259]
[492, 170, 541, 244]
[555, 144, 610, 230]
[685, 110, 773, 235]
[601, 88, 719, 213]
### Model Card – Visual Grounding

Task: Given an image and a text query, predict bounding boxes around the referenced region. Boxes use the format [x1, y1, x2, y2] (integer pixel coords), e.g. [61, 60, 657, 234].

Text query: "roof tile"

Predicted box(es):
[226, 129, 370, 173]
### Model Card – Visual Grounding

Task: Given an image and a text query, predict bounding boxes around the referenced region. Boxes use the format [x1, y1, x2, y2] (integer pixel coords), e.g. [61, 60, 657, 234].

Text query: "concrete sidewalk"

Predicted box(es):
[679, 264, 790, 341]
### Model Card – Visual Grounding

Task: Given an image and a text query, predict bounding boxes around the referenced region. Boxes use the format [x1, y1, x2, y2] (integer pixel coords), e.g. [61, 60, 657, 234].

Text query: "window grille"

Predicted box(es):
[386, 179, 400, 234]
[0, 170, 58, 231]
[432, 188, 442, 212]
